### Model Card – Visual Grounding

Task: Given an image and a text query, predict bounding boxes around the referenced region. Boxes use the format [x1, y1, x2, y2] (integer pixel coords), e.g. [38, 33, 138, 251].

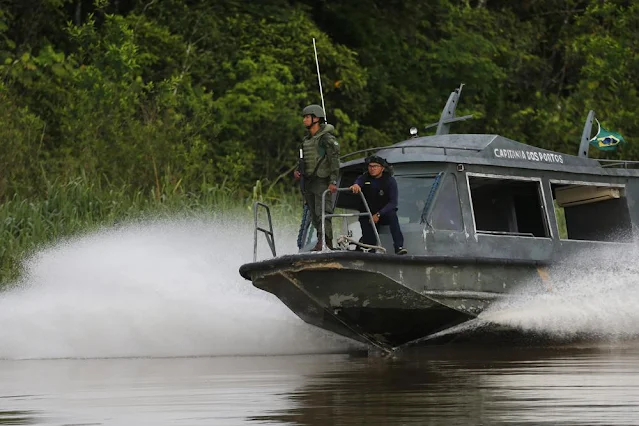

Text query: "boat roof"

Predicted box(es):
[341, 133, 639, 177]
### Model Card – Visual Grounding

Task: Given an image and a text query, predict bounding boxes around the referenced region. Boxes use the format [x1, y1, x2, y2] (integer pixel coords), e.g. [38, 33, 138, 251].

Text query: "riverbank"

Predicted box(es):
[0, 178, 301, 288]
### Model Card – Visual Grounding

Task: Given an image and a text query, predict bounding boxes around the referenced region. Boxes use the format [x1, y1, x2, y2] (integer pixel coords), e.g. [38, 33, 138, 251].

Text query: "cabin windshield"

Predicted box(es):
[428, 174, 464, 231]
[396, 174, 464, 231]
[336, 169, 463, 246]
[396, 175, 438, 224]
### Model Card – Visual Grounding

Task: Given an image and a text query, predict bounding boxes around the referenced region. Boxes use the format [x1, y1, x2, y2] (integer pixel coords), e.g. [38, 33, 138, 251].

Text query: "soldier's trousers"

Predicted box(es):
[303, 177, 334, 244]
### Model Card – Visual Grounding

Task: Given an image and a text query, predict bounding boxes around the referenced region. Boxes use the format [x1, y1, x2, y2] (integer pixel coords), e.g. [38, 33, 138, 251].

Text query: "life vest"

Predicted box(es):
[302, 124, 336, 178]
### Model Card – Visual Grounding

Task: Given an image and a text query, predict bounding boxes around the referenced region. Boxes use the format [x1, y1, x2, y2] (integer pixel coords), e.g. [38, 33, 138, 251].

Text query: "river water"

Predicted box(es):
[1, 218, 639, 425]
[2, 344, 639, 425]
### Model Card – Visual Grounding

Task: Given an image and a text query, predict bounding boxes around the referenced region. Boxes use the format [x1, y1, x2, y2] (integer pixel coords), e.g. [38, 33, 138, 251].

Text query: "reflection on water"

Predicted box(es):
[1, 344, 639, 425]
[253, 344, 639, 425]
[0, 410, 37, 425]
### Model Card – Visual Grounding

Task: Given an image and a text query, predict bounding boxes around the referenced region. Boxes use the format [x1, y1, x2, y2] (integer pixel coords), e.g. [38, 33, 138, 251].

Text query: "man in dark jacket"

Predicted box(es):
[349, 156, 407, 255]
[294, 104, 340, 250]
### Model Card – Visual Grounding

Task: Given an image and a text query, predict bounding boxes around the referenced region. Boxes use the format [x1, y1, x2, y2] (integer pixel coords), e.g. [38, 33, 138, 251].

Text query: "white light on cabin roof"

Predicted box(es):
[409, 127, 418, 135]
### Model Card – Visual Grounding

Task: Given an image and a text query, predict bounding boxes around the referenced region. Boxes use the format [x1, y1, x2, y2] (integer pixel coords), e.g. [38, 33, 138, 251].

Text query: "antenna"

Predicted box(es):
[421, 84, 473, 135]
[312, 38, 327, 123]
[577, 110, 595, 158]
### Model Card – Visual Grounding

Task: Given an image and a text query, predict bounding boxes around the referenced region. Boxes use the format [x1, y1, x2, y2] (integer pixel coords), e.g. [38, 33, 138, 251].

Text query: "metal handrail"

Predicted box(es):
[320, 188, 384, 252]
[339, 144, 483, 162]
[253, 202, 276, 262]
[341, 145, 639, 169]
[598, 159, 639, 169]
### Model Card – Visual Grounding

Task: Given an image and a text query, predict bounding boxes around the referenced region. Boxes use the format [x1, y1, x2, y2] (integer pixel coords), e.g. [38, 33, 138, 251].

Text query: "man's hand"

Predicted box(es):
[350, 183, 361, 193]
[294, 170, 301, 181]
[372, 213, 380, 224]
[329, 183, 338, 193]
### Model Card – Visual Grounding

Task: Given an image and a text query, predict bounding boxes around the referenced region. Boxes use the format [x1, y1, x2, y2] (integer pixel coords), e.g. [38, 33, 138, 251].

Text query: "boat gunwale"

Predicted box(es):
[238, 251, 548, 280]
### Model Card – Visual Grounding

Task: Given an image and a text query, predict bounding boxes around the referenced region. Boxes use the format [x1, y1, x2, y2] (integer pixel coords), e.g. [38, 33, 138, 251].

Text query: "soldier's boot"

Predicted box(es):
[311, 238, 333, 251]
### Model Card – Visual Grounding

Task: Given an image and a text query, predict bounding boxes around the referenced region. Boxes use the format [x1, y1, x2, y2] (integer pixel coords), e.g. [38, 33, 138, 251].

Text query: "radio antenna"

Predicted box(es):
[312, 38, 327, 123]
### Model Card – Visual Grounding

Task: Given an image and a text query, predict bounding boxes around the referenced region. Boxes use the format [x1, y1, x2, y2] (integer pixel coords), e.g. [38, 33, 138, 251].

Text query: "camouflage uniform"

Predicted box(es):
[301, 123, 340, 247]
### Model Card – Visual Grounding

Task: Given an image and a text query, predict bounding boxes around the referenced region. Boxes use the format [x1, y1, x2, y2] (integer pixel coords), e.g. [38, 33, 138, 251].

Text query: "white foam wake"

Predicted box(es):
[480, 243, 639, 340]
[0, 215, 356, 359]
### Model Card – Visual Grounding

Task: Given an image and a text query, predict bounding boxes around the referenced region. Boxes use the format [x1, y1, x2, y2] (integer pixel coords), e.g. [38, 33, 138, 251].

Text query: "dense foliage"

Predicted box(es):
[2, 0, 638, 200]
[1, 0, 638, 283]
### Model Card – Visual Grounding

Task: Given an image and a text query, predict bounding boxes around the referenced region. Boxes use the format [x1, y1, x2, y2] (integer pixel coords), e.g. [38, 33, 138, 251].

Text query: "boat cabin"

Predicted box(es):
[299, 87, 638, 262]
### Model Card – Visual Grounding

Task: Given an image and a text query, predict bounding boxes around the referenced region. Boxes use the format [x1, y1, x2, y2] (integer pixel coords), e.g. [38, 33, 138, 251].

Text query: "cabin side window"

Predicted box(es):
[468, 175, 550, 238]
[551, 182, 632, 242]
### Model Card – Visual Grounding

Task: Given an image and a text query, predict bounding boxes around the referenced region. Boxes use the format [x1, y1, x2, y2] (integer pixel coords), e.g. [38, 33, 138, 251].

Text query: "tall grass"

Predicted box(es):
[0, 177, 303, 288]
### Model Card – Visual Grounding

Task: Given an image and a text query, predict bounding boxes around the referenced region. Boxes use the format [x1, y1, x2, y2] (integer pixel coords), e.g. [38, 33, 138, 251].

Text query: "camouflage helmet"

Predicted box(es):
[302, 104, 326, 118]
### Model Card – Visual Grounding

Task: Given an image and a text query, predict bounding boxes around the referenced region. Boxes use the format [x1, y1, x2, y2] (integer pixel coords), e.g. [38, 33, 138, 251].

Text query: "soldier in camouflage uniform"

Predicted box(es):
[294, 104, 340, 250]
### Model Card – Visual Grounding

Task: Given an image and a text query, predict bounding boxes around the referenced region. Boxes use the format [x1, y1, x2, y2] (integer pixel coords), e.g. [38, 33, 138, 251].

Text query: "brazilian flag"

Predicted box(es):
[589, 119, 626, 152]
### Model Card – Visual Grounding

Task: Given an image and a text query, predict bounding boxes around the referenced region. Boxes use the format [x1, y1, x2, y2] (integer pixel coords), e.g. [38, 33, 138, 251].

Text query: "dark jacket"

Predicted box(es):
[354, 171, 398, 216]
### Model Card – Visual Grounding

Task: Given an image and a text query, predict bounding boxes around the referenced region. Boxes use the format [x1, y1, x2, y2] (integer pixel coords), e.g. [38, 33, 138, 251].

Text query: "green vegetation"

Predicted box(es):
[0, 178, 302, 285]
[1, 0, 638, 285]
[554, 202, 568, 240]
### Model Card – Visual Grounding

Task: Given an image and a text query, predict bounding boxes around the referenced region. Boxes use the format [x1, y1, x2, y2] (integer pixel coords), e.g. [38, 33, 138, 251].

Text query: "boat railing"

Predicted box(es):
[598, 159, 639, 169]
[321, 188, 385, 253]
[342, 146, 639, 170]
[340, 144, 481, 162]
[253, 202, 276, 262]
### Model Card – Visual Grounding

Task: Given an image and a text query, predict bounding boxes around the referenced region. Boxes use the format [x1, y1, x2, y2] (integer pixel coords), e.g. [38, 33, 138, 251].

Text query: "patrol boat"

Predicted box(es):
[239, 85, 638, 353]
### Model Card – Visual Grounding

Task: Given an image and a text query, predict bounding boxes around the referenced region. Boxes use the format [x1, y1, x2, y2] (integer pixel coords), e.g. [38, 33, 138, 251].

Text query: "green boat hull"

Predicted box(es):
[239, 252, 547, 351]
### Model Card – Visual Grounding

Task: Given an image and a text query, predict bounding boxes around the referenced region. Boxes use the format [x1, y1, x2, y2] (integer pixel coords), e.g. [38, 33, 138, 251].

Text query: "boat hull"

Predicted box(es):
[239, 252, 547, 351]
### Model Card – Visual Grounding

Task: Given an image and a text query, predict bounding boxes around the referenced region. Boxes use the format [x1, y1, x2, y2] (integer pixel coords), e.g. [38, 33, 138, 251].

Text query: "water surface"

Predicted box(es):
[2, 344, 639, 425]
[2, 218, 639, 425]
